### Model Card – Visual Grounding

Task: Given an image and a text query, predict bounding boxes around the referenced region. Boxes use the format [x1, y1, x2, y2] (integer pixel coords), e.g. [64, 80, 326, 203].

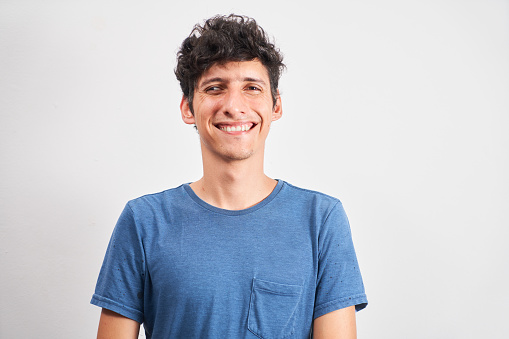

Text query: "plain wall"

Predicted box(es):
[1, 0, 508, 338]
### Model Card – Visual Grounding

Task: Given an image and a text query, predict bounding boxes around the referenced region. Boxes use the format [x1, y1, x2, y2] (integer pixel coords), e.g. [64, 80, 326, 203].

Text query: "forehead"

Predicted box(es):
[197, 60, 270, 86]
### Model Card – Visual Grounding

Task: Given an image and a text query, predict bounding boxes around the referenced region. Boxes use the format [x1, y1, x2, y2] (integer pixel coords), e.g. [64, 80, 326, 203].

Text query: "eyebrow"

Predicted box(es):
[198, 77, 267, 88]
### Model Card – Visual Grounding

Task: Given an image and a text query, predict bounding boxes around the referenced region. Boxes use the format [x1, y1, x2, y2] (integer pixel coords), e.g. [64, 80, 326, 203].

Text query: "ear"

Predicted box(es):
[180, 96, 196, 125]
[271, 91, 283, 122]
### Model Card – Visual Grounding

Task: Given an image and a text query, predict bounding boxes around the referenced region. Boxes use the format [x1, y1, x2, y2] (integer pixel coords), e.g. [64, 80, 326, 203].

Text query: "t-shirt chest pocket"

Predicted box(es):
[247, 278, 303, 339]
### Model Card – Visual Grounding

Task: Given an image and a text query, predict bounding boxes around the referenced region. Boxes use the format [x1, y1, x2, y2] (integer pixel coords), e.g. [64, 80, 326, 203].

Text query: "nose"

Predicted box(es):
[223, 89, 247, 117]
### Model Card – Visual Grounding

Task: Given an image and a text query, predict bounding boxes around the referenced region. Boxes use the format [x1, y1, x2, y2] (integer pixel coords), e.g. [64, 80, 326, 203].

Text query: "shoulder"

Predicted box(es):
[118, 185, 193, 225]
[280, 181, 343, 208]
[277, 181, 348, 224]
[116, 185, 190, 236]
[126, 185, 186, 210]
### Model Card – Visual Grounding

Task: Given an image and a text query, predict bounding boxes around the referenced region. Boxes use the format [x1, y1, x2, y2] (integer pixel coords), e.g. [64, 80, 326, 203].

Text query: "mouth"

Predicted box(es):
[215, 122, 256, 133]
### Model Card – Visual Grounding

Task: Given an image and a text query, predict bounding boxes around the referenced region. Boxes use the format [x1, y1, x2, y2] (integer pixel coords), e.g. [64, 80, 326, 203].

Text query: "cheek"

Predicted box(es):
[194, 103, 218, 125]
[249, 99, 273, 116]
[201, 100, 223, 115]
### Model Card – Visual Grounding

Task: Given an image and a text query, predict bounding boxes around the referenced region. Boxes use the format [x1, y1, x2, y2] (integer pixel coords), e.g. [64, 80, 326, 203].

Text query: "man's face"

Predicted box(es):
[180, 59, 282, 162]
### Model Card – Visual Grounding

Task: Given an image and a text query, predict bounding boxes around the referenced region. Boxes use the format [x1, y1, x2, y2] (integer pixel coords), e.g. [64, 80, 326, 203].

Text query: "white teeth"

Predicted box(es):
[219, 124, 251, 132]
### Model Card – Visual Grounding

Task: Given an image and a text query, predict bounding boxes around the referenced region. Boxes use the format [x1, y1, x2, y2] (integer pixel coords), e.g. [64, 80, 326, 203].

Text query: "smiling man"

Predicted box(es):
[91, 14, 367, 338]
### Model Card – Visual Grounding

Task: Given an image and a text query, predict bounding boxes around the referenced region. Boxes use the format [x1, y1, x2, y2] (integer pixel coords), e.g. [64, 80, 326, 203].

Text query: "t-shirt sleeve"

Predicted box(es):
[314, 201, 367, 319]
[91, 203, 146, 323]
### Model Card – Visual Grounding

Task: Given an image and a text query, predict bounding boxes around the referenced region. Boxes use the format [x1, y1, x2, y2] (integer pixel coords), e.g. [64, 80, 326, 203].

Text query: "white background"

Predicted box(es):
[1, 1, 508, 338]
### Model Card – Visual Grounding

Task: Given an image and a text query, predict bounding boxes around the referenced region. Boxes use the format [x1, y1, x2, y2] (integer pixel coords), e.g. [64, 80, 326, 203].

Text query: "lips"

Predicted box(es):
[215, 122, 256, 132]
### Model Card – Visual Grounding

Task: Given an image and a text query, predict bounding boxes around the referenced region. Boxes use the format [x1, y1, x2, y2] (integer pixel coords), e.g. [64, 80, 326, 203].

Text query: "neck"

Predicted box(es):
[190, 151, 277, 210]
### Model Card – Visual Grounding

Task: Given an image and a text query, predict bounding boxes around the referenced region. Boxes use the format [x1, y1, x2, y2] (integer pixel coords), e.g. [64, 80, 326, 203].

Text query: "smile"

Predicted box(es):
[216, 123, 255, 132]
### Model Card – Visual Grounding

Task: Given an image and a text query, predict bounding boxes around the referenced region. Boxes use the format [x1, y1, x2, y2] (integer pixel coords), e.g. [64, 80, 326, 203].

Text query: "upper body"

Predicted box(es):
[92, 181, 367, 338]
[92, 14, 367, 338]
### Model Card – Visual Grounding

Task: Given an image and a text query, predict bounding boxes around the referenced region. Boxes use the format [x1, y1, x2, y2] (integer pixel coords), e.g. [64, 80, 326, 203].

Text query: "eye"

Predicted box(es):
[205, 86, 222, 93]
[246, 85, 261, 91]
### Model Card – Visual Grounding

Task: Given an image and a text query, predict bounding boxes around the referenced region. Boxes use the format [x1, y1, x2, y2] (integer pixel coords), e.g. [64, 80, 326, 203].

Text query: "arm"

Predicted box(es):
[97, 308, 140, 339]
[313, 306, 357, 339]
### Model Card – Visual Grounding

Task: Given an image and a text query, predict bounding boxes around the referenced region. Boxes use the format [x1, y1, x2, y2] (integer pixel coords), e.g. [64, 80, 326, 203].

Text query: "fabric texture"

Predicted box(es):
[91, 180, 367, 338]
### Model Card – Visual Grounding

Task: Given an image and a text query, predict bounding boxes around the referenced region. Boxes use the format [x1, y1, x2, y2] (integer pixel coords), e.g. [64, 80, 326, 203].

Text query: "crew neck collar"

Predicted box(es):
[182, 179, 284, 216]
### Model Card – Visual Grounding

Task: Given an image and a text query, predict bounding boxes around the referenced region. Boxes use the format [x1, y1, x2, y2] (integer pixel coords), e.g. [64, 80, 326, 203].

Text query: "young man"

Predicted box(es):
[91, 14, 367, 338]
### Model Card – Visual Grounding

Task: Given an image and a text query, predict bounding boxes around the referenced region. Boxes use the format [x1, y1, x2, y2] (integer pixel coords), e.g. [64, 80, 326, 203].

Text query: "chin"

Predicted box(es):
[222, 150, 255, 161]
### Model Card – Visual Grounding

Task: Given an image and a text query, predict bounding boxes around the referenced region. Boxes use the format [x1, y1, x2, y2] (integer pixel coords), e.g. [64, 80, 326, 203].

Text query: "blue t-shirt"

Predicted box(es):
[91, 180, 367, 338]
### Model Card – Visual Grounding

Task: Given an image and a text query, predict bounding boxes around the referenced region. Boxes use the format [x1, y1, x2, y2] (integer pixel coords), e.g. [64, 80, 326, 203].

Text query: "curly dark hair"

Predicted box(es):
[175, 14, 285, 113]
